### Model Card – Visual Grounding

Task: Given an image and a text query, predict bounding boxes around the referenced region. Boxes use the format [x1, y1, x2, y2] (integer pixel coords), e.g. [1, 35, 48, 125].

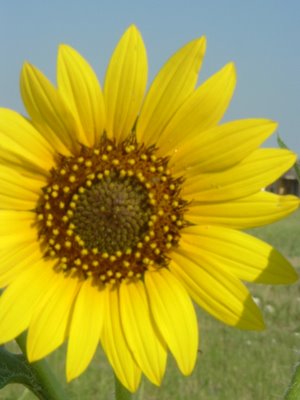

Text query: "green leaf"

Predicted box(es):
[0, 345, 45, 398]
[277, 134, 288, 150]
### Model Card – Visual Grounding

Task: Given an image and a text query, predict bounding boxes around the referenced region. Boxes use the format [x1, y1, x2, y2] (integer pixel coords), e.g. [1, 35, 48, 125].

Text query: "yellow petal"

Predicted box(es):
[136, 37, 206, 147]
[0, 242, 42, 288]
[0, 166, 44, 210]
[145, 269, 198, 375]
[170, 249, 265, 330]
[0, 165, 44, 194]
[0, 211, 37, 251]
[183, 149, 297, 202]
[0, 195, 37, 211]
[157, 62, 236, 155]
[101, 286, 141, 393]
[169, 119, 277, 174]
[0, 229, 37, 251]
[180, 226, 298, 284]
[58, 45, 106, 146]
[20, 63, 80, 153]
[119, 279, 167, 386]
[104, 25, 147, 143]
[187, 191, 300, 229]
[0, 261, 57, 343]
[27, 274, 80, 361]
[0, 108, 54, 175]
[32, 120, 72, 157]
[67, 280, 105, 381]
[0, 211, 35, 235]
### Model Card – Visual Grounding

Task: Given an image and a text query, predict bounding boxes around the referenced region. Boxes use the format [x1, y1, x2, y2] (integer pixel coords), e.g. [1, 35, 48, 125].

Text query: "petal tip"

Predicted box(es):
[286, 268, 299, 284]
[284, 150, 298, 165]
[238, 310, 266, 331]
[260, 119, 278, 135]
[58, 43, 72, 55]
[125, 24, 142, 39]
[27, 348, 39, 363]
[254, 320, 266, 331]
[188, 35, 207, 56]
[242, 303, 266, 331]
[197, 35, 207, 52]
[21, 62, 32, 73]
[177, 356, 197, 377]
[225, 61, 237, 80]
[271, 120, 279, 130]
[66, 367, 78, 383]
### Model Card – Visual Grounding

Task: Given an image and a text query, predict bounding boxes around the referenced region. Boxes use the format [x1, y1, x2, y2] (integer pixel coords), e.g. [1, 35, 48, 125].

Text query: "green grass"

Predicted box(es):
[1, 211, 300, 400]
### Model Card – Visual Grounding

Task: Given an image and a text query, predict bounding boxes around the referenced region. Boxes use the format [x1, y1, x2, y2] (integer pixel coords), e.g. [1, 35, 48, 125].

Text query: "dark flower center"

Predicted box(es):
[72, 173, 152, 253]
[35, 137, 187, 286]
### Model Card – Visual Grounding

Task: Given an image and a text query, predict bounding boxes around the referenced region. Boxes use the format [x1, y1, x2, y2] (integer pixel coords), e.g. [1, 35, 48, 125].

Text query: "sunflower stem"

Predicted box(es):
[16, 332, 69, 400]
[114, 374, 134, 400]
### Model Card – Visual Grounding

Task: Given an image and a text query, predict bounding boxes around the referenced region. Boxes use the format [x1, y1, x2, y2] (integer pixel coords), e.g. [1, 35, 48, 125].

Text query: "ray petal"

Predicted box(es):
[145, 268, 198, 375]
[0, 242, 43, 288]
[58, 45, 106, 146]
[0, 108, 54, 175]
[0, 211, 37, 251]
[104, 25, 147, 144]
[67, 279, 106, 381]
[0, 210, 35, 231]
[187, 191, 299, 229]
[27, 275, 80, 361]
[157, 62, 236, 154]
[20, 63, 80, 153]
[183, 149, 297, 201]
[179, 226, 298, 284]
[169, 119, 277, 174]
[0, 166, 44, 210]
[101, 286, 141, 393]
[170, 249, 265, 330]
[136, 37, 206, 146]
[119, 279, 167, 386]
[0, 261, 57, 343]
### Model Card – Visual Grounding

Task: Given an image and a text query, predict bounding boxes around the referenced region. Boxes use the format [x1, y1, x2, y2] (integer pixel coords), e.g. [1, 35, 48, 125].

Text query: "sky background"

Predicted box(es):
[0, 0, 299, 156]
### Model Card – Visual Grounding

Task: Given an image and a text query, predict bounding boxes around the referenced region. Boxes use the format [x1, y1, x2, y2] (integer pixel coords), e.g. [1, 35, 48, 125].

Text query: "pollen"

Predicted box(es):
[35, 137, 187, 286]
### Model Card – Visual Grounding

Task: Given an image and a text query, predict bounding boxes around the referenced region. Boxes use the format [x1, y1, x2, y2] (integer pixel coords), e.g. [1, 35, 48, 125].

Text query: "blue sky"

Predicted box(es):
[1, 0, 299, 155]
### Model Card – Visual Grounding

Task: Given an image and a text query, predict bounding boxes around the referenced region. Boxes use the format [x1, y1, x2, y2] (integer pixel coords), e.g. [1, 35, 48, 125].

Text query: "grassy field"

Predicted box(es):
[1, 211, 300, 399]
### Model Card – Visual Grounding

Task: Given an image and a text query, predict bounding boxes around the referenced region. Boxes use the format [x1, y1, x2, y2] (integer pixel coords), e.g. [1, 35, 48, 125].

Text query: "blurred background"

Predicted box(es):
[0, 0, 299, 154]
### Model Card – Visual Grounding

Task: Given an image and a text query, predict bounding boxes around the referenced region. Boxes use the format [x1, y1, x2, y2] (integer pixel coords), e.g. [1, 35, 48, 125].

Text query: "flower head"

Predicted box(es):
[0, 25, 298, 392]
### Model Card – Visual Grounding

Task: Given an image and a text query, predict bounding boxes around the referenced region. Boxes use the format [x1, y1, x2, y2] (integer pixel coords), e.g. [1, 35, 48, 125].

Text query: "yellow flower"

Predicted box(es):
[0, 25, 298, 392]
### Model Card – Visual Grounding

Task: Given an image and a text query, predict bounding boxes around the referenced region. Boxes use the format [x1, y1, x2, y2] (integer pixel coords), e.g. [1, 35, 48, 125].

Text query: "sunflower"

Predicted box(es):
[0, 25, 298, 392]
